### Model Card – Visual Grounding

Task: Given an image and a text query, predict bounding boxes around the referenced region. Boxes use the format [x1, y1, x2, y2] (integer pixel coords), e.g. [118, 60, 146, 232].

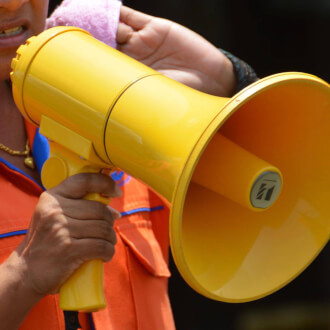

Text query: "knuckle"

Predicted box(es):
[87, 202, 113, 223]
[110, 229, 117, 245]
[66, 173, 93, 191]
[95, 240, 115, 260]
[95, 239, 108, 253]
[99, 221, 112, 236]
[103, 244, 115, 262]
[35, 192, 62, 221]
[34, 206, 59, 227]
[58, 234, 73, 250]
[101, 222, 117, 244]
[47, 222, 72, 251]
[67, 172, 87, 184]
[95, 202, 109, 219]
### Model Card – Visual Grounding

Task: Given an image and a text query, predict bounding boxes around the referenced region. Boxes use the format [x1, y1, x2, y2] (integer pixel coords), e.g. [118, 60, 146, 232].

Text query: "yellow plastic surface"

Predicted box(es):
[11, 26, 156, 164]
[10, 27, 156, 310]
[105, 69, 329, 301]
[192, 133, 282, 210]
[10, 27, 330, 305]
[41, 142, 109, 311]
[59, 260, 105, 312]
[170, 74, 330, 301]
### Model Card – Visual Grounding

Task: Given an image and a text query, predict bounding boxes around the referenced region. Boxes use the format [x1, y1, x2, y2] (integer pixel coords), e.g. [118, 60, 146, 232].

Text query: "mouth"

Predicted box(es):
[0, 26, 24, 38]
[0, 22, 29, 51]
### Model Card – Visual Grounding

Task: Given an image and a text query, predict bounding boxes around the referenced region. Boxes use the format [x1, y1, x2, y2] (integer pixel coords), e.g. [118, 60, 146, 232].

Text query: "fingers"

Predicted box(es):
[119, 6, 152, 31]
[63, 211, 119, 263]
[116, 22, 134, 44]
[117, 6, 153, 46]
[116, 6, 174, 61]
[73, 238, 116, 263]
[33, 198, 120, 263]
[20, 172, 123, 296]
[50, 172, 122, 200]
[57, 197, 121, 221]
[68, 218, 117, 244]
[41, 189, 121, 246]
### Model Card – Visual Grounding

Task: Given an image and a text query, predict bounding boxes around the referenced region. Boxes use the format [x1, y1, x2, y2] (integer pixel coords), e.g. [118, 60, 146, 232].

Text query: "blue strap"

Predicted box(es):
[121, 206, 164, 217]
[0, 230, 28, 239]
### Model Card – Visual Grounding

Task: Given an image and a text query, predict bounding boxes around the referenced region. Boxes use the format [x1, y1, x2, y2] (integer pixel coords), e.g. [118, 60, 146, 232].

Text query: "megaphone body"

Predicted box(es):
[10, 27, 330, 311]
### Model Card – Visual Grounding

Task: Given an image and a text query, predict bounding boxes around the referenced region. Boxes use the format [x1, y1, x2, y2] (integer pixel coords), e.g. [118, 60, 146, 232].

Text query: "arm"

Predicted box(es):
[0, 255, 43, 330]
[0, 173, 121, 329]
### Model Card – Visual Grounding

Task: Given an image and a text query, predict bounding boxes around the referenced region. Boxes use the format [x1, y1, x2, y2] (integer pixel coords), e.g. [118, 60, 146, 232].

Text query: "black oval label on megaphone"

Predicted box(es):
[250, 171, 282, 209]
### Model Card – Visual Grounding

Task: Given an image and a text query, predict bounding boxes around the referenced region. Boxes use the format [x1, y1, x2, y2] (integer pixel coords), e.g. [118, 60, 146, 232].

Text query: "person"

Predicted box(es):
[0, 1, 257, 329]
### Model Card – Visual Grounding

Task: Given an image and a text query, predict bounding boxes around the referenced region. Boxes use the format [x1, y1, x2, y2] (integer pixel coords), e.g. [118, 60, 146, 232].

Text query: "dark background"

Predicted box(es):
[48, 1, 330, 329]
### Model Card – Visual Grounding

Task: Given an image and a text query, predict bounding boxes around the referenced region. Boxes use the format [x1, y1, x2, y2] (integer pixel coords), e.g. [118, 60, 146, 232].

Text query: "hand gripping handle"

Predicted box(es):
[41, 143, 111, 311]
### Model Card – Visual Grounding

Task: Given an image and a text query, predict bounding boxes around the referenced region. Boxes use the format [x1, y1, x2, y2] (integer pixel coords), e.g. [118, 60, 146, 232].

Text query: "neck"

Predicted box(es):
[0, 80, 14, 117]
[0, 79, 41, 184]
[0, 80, 24, 143]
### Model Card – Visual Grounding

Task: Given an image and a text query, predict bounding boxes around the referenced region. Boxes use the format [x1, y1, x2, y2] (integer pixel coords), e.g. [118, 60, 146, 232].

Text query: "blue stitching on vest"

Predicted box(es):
[0, 230, 28, 239]
[0, 207, 164, 238]
[121, 206, 164, 217]
[0, 156, 41, 187]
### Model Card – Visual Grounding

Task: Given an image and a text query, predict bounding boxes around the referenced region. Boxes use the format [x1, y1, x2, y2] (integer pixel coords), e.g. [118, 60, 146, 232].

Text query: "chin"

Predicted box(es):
[0, 56, 14, 81]
[0, 70, 11, 83]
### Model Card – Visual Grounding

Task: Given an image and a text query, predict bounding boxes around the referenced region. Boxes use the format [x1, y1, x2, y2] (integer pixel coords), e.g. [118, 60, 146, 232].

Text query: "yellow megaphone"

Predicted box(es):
[10, 27, 330, 311]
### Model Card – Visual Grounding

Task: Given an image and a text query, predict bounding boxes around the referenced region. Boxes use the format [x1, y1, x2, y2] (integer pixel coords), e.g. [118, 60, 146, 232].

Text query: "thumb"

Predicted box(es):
[116, 22, 134, 45]
[50, 173, 122, 199]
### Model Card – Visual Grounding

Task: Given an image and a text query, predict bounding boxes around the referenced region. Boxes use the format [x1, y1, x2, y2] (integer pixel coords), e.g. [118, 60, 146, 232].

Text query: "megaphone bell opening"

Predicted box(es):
[170, 73, 330, 302]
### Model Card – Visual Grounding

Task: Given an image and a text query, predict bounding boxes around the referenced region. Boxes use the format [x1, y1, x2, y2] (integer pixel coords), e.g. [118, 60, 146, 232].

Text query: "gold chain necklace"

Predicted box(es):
[0, 139, 35, 169]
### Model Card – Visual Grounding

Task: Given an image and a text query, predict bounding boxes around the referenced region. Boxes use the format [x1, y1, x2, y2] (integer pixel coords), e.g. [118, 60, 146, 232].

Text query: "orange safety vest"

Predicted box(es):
[0, 123, 175, 330]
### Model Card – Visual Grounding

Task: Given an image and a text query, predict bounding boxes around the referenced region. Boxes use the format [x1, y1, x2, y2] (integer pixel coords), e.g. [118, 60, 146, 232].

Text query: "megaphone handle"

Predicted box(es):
[41, 142, 110, 312]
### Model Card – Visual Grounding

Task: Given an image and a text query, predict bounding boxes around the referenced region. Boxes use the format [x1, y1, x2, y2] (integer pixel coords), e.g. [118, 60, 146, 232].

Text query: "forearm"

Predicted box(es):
[0, 251, 43, 330]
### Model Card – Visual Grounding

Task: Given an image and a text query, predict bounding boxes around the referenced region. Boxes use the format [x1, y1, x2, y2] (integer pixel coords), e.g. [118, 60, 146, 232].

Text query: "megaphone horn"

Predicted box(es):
[11, 27, 330, 308]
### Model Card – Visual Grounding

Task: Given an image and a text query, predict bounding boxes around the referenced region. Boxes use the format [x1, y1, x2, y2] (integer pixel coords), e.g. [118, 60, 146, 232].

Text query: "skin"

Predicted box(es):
[116, 6, 236, 97]
[0, 2, 237, 329]
[0, 0, 48, 182]
[1, 173, 121, 329]
[0, 1, 120, 328]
